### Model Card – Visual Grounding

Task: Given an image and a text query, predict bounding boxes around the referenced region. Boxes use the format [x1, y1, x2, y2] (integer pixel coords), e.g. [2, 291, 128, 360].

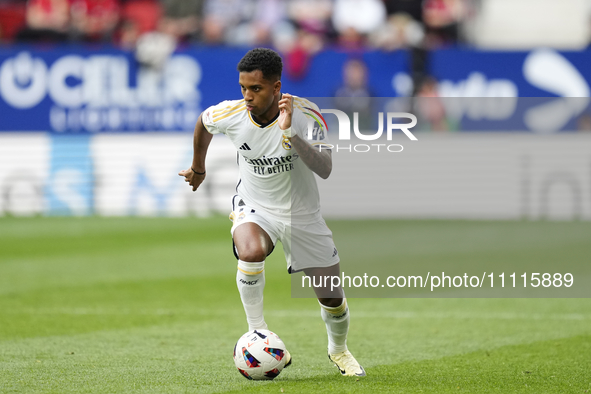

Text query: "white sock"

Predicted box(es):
[320, 299, 349, 354]
[236, 259, 267, 331]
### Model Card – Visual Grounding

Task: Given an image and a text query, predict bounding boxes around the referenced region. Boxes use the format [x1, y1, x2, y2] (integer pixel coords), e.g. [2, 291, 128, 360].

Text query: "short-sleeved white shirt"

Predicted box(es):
[202, 95, 330, 217]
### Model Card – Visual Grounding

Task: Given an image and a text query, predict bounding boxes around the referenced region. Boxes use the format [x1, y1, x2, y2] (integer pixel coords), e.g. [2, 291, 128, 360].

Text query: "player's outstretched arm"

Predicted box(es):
[179, 112, 213, 191]
[279, 94, 332, 179]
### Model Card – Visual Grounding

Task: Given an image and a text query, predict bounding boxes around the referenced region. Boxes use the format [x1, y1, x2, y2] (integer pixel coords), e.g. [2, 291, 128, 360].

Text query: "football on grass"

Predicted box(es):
[233, 329, 288, 380]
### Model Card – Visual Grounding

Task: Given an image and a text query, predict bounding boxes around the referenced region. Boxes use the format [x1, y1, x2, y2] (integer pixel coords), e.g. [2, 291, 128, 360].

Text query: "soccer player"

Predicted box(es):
[179, 48, 365, 377]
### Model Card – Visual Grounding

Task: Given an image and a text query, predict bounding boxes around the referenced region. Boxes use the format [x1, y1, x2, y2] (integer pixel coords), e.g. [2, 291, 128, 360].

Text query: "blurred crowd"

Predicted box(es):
[0, 0, 473, 61]
[0, 0, 475, 102]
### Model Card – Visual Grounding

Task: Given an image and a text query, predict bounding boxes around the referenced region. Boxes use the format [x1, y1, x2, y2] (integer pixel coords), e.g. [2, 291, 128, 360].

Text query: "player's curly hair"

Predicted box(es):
[237, 48, 283, 81]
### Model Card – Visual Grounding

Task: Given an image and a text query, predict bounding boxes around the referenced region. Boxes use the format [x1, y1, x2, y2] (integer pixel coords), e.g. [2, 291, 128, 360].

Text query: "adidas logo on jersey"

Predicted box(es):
[239, 143, 251, 150]
[332, 248, 338, 257]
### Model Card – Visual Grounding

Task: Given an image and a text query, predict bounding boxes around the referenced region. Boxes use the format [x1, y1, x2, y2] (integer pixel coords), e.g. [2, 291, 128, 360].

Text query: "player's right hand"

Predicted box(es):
[178, 168, 206, 192]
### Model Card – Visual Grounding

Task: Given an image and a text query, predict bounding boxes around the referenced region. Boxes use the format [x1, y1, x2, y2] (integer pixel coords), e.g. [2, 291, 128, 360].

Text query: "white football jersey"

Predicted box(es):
[202, 95, 331, 217]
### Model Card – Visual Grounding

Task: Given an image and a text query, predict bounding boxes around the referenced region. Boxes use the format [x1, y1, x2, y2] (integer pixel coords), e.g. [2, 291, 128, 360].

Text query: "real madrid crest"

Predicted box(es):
[282, 136, 292, 150]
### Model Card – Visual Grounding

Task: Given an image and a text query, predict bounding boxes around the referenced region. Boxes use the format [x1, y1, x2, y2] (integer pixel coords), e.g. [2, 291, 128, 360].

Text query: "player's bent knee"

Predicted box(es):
[237, 247, 267, 262]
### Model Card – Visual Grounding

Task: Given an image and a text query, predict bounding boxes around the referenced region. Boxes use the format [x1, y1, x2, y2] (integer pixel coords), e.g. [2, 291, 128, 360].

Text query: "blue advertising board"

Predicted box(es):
[0, 45, 407, 133]
[1, 45, 591, 133]
[426, 48, 591, 132]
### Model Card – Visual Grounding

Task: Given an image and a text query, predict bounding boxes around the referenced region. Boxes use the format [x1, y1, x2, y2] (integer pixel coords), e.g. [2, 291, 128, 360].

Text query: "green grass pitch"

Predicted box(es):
[0, 217, 590, 393]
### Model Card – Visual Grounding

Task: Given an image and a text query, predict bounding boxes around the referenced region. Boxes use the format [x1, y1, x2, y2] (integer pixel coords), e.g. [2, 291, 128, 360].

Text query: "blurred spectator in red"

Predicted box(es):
[332, 0, 386, 50]
[0, 0, 26, 41]
[280, 30, 322, 79]
[16, 0, 69, 41]
[273, 0, 330, 79]
[117, 0, 161, 48]
[70, 0, 120, 42]
[117, 1, 176, 69]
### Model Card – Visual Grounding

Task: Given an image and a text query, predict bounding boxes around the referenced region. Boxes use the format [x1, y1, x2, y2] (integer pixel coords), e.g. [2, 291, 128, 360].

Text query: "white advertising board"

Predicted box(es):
[1, 133, 589, 220]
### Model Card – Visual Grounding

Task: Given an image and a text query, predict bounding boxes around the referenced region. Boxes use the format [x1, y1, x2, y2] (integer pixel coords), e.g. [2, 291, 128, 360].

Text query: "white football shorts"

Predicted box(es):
[229, 195, 340, 273]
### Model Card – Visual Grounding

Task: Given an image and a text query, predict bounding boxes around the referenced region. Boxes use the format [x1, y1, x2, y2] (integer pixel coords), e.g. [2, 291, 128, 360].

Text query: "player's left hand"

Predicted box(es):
[278, 93, 294, 137]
